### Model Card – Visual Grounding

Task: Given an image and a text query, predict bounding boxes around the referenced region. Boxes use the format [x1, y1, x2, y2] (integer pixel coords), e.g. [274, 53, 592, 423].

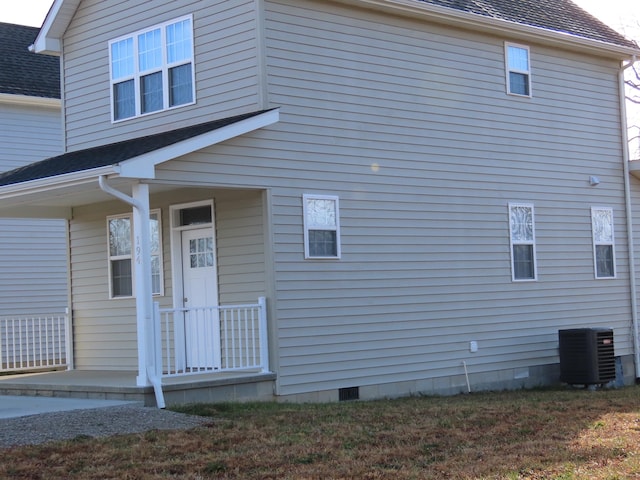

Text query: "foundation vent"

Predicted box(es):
[339, 386, 360, 401]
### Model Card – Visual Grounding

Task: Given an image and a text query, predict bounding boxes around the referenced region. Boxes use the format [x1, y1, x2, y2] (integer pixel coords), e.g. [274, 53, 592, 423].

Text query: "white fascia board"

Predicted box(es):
[0, 93, 61, 108]
[347, 0, 640, 59]
[118, 108, 280, 178]
[0, 165, 118, 201]
[32, 0, 80, 55]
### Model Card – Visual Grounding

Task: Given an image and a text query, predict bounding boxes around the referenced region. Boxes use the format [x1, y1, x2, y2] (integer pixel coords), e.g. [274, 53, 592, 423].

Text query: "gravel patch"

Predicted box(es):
[0, 404, 212, 449]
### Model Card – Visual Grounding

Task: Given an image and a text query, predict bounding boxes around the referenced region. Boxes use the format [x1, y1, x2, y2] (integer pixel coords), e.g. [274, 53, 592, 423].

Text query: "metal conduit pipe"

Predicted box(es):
[619, 56, 640, 380]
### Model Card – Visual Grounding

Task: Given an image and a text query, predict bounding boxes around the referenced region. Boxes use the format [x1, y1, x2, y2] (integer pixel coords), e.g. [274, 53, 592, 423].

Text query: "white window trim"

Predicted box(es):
[505, 42, 532, 98]
[107, 209, 164, 299]
[508, 203, 537, 282]
[108, 14, 195, 123]
[591, 207, 616, 279]
[303, 194, 341, 259]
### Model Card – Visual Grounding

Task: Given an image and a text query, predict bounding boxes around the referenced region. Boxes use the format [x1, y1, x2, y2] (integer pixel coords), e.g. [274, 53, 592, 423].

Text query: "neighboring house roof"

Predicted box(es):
[33, 0, 639, 56]
[0, 22, 60, 98]
[419, 0, 638, 50]
[0, 109, 275, 187]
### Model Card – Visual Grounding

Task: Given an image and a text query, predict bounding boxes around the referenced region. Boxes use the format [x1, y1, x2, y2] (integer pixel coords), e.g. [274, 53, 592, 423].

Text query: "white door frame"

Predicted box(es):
[169, 199, 218, 370]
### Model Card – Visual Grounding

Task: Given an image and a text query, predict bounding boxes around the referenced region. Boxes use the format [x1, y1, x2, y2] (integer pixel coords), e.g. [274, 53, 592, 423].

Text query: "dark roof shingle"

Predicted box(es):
[0, 22, 60, 98]
[420, 0, 638, 49]
[0, 110, 272, 187]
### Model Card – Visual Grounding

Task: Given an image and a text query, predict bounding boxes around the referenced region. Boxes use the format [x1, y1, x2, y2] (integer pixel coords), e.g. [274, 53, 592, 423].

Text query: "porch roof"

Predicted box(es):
[0, 108, 279, 218]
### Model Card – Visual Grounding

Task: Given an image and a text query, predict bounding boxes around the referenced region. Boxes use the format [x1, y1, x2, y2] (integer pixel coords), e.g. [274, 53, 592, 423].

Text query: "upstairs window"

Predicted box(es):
[509, 203, 537, 281]
[109, 15, 195, 121]
[591, 207, 616, 279]
[505, 43, 531, 97]
[303, 194, 341, 259]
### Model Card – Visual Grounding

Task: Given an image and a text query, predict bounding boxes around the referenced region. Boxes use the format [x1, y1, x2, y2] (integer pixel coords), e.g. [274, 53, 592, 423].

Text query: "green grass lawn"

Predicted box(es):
[3, 386, 640, 479]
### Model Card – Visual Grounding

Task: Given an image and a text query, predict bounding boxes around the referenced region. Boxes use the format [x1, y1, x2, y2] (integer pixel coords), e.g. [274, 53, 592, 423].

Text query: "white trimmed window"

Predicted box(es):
[109, 15, 195, 121]
[107, 210, 163, 298]
[509, 203, 537, 281]
[303, 194, 341, 259]
[505, 42, 531, 97]
[591, 207, 616, 278]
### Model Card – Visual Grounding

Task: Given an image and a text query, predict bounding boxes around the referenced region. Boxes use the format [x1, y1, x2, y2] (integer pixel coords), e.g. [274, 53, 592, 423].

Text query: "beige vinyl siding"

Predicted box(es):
[0, 103, 61, 170]
[266, 1, 630, 395]
[158, 0, 631, 395]
[216, 190, 266, 305]
[0, 101, 66, 317]
[263, 0, 631, 395]
[69, 189, 265, 370]
[62, 0, 262, 151]
[69, 202, 136, 370]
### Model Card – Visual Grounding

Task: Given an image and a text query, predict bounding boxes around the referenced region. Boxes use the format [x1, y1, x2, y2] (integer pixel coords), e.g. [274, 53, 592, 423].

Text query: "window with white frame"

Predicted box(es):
[591, 207, 615, 278]
[505, 42, 531, 97]
[107, 210, 163, 298]
[303, 194, 341, 259]
[109, 15, 194, 121]
[509, 203, 537, 281]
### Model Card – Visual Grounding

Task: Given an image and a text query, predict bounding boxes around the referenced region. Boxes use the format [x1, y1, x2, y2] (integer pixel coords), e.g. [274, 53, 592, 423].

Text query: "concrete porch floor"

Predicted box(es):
[0, 369, 277, 407]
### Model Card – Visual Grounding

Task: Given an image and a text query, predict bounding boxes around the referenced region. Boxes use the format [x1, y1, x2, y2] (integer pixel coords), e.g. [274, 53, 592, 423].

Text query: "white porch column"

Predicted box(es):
[132, 182, 153, 386]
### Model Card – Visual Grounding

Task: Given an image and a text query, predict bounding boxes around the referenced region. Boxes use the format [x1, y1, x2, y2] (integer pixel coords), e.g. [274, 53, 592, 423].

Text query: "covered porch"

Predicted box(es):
[0, 109, 280, 407]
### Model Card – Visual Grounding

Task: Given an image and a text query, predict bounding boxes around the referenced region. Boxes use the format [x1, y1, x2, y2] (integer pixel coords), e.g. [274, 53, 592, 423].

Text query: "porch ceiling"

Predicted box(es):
[0, 174, 126, 218]
[0, 175, 176, 219]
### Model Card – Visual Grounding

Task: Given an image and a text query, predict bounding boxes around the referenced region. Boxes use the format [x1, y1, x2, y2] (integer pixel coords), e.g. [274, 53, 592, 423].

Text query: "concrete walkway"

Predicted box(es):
[0, 395, 137, 419]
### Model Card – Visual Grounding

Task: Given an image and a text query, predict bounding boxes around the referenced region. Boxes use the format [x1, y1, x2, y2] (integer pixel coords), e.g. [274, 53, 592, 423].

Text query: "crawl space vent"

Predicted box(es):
[339, 387, 359, 401]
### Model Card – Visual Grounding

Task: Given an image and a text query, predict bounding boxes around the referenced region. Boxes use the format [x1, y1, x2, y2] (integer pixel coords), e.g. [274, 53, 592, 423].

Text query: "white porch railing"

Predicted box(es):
[155, 297, 269, 377]
[0, 312, 71, 372]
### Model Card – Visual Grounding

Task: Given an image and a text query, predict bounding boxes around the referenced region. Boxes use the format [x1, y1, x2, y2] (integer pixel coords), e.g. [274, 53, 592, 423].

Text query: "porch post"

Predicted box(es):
[132, 183, 153, 386]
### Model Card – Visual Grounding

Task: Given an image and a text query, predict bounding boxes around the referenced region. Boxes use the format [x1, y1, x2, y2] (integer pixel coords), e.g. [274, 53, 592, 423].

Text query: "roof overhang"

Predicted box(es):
[34, 0, 640, 60]
[340, 0, 640, 60]
[0, 108, 279, 219]
[31, 0, 81, 55]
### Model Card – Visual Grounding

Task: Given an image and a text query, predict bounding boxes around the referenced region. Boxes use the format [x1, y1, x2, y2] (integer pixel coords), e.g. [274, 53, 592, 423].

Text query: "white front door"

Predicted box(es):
[181, 228, 220, 369]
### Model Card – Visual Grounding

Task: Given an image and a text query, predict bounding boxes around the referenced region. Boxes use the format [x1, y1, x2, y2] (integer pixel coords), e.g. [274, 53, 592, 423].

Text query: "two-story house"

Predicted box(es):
[0, 22, 67, 371]
[0, 0, 638, 406]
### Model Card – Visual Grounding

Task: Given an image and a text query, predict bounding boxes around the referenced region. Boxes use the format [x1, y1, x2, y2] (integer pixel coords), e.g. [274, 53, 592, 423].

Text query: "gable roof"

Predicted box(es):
[34, 0, 638, 57]
[0, 22, 60, 98]
[0, 109, 276, 187]
[418, 0, 637, 50]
